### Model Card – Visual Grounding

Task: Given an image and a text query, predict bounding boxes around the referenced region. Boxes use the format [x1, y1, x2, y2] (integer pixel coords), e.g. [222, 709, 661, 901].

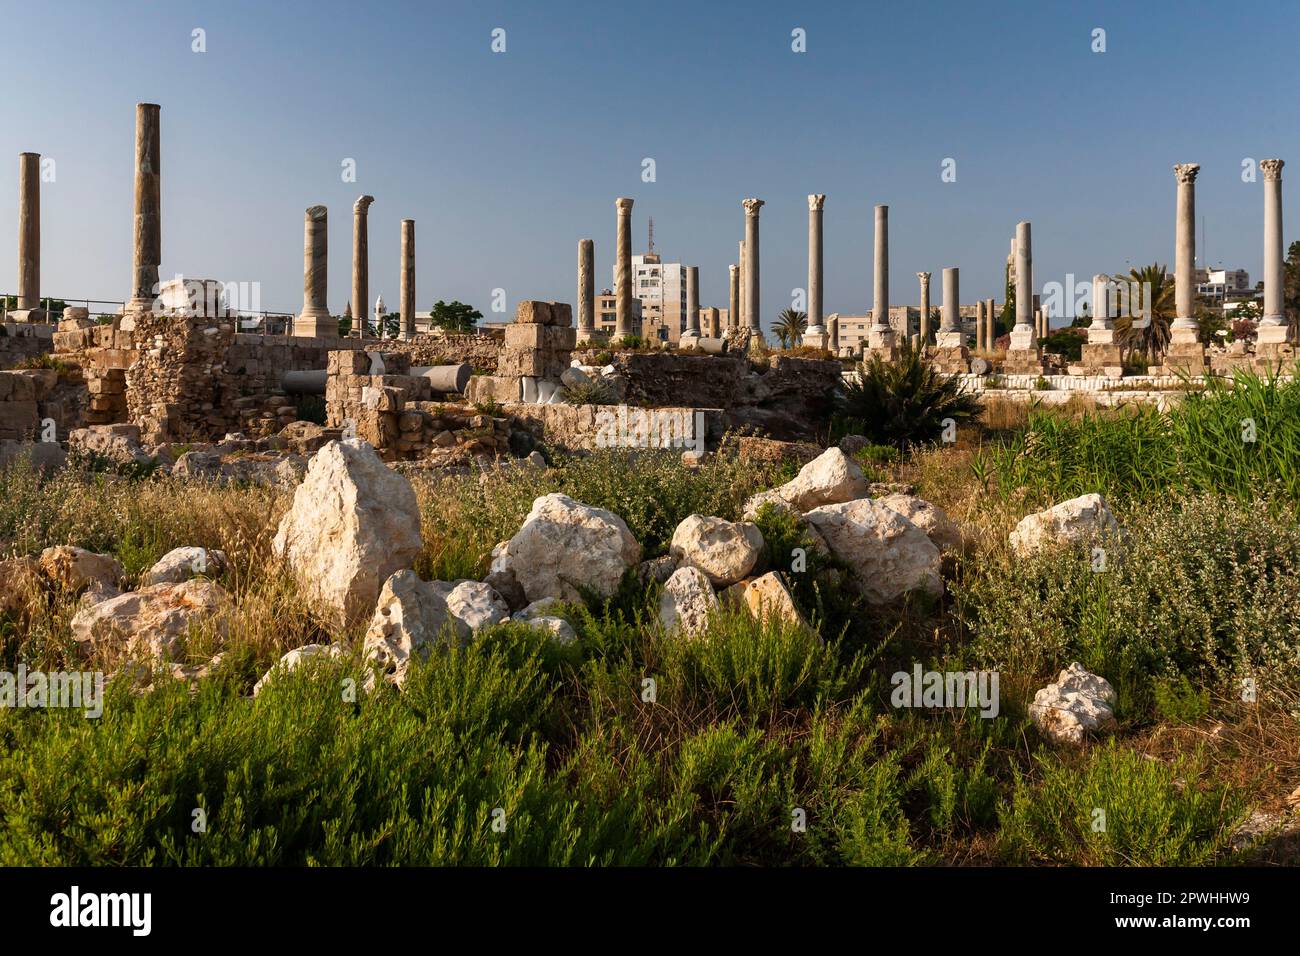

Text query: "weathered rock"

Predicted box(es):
[0, 556, 43, 616]
[496, 493, 640, 602]
[1029, 662, 1117, 746]
[70, 579, 233, 664]
[38, 546, 125, 595]
[771, 447, 870, 512]
[669, 514, 763, 588]
[142, 546, 229, 586]
[510, 598, 576, 644]
[805, 499, 942, 604]
[252, 643, 346, 697]
[272, 439, 423, 628]
[878, 494, 962, 554]
[1009, 493, 1119, 558]
[433, 579, 510, 632]
[658, 566, 717, 638]
[362, 570, 469, 688]
[69, 425, 152, 468]
[732, 572, 807, 629]
[636, 554, 678, 586]
[171, 450, 222, 480]
[484, 541, 527, 611]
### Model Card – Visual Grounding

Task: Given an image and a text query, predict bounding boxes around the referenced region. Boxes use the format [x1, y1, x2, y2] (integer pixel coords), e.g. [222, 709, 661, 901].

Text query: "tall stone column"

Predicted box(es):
[806, 194, 826, 335]
[738, 239, 746, 326]
[828, 313, 840, 353]
[294, 205, 332, 337]
[128, 103, 162, 315]
[728, 264, 739, 331]
[1010, 221, 1034, 344]
[684, 265, 700, 336]
[615, 197, 634, 338]
[917, 272, 931, 343]
[16, 152, 40, 314]
[1172, 163, 1200, 335]
[871, 205, 890, 333]
[940, 268, 959, 334]
[743, 198, 764, 334]
[351, 195, 374, 338]
[1082, 274, 1121, 370]
[1259, 159, 1289, 345]
[399, 219, 415, 340]
[985, 298, 996, 349]
[975, 300, 986, 351]
[577, 238, 595, 340]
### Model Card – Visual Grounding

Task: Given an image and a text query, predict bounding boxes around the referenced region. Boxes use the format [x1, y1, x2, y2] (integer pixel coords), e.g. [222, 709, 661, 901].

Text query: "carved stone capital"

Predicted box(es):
[742, 198, 765, 216]
[1173, 163, 1201, 184]
[1261, 158, 1285, 181]
[353, 195, 375, 215]
[615, 197, 634, 214]
[807, 193, 826, 211]
[916, 271, 931, 286]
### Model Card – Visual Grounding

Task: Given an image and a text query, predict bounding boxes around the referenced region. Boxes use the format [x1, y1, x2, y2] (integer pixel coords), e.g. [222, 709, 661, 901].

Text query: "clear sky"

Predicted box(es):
[2, 0, 1297, 330]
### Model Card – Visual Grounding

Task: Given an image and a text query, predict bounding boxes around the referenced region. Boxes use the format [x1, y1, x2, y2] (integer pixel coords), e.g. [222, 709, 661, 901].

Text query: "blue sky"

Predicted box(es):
[2, 0, 1297, 330]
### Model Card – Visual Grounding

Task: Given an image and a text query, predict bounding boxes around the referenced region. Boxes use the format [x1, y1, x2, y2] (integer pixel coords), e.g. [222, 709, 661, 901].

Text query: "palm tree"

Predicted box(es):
[1110, 264, 1174, 363]
[837, 339, 982, 449]
[773, 309, 808, 349]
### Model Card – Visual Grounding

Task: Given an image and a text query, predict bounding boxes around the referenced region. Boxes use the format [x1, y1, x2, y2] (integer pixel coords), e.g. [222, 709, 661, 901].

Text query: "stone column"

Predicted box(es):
[577, 238, 596, 340]
[738, 239, 747, 326]
[871, 205, 890, 332]
[294, 205, 332, 337]
[399, 219, 415, 340]
[352, 195, 374, 338]
[16, 152, 39, 314]
[807, 194, 826, 334]
[1172, 163, 1201, 335]
[615, 197, 634, 338]
[128, 103, 162, 314]
[728, 264, 739, 331]
[743, 198, 764, 334]
[1259, 159, 1289, 344]
[828, 313, 840, 353]
[1010, 221, 1035, 347]
[917, 272, 931, 343]
[975, 300, 986, 351]
[685, 265, 700, 336]
[986, 298, 996, 348]
[374, 294, 385, 339]
[939, 268, 960, 336]
[1082, 274, 1121, 370]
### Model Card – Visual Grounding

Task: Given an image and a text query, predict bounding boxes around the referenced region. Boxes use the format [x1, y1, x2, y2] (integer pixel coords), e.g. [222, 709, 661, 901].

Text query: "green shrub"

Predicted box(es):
[837, 342, 982, 449]
[998, 743, 1245, 865]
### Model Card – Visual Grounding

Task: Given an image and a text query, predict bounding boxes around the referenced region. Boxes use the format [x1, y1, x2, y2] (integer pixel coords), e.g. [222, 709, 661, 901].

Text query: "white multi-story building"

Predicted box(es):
[1193, 268, 1251, 301]
[613, 252, 690, 341]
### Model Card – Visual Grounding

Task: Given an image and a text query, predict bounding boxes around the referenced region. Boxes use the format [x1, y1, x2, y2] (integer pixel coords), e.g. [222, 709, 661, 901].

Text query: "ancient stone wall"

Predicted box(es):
[379, 332, 502, 373]
[0, 324, 54, 369]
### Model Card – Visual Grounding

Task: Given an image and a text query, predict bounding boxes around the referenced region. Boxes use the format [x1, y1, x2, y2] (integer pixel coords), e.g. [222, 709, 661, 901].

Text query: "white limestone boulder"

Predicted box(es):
[143, 546, 229, 586]
[1029, 662, 1117, 746]
[252, 643, 346, 697]
[877, 494, 963, 554]
[658, 566, 717, 638]
[362, 570, 469, 688]
[1009, 493, 1119, 558]
[495, 493, 641, 603]
[70, 579, 234, 664]
[511, 598, 577, 644]
[805, 499, 942, 604]
[745, 447, 870, 515]
[38, 546, 124, 595]
[272, 438, 423, 628]
[668, 514, 763, 588]
[431, 579, 510, 632]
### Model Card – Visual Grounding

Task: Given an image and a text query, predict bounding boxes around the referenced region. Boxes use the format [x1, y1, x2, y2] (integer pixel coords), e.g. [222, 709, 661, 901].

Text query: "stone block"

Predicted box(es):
[515, 301, 553, 325]
[0, 402, 39, 439]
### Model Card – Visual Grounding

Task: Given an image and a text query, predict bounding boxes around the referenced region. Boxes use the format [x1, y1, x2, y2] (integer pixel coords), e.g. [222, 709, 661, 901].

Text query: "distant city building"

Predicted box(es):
[613, 252, 691, 341]
[1189, 267, 1251, 302]
[595, 288, 644, 337]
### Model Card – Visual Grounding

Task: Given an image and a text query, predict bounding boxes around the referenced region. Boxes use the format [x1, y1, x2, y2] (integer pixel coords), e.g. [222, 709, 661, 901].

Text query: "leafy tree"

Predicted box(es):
[773, 309, 807, 349]
[1284, 239, 1300, 338]
[428, 299, 482, 334]
[836, 340, 982, 449]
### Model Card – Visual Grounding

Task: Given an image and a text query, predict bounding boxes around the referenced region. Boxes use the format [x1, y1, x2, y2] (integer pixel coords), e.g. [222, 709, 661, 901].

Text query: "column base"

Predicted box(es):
[1004, 349, 1047, 376]
[1008, 326, 1037, 351]
[1080, 342, 1123, 372]
[1256, 322, 1293, 346]
[803, 328, 829, 350]
[294, 309, 337, 338]
[1158, 340, 1206, 376]
[928, 345, 970, 374]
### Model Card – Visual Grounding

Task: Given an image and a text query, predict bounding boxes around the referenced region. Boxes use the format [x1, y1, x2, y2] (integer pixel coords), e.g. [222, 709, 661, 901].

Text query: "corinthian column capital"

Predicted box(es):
[1173, 163, 1201, 184]
[1261, 158, 1284, 181]
[353, 194, 375, 215]
[807, 194, 825, 211]
[742, 198, 765, 216]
